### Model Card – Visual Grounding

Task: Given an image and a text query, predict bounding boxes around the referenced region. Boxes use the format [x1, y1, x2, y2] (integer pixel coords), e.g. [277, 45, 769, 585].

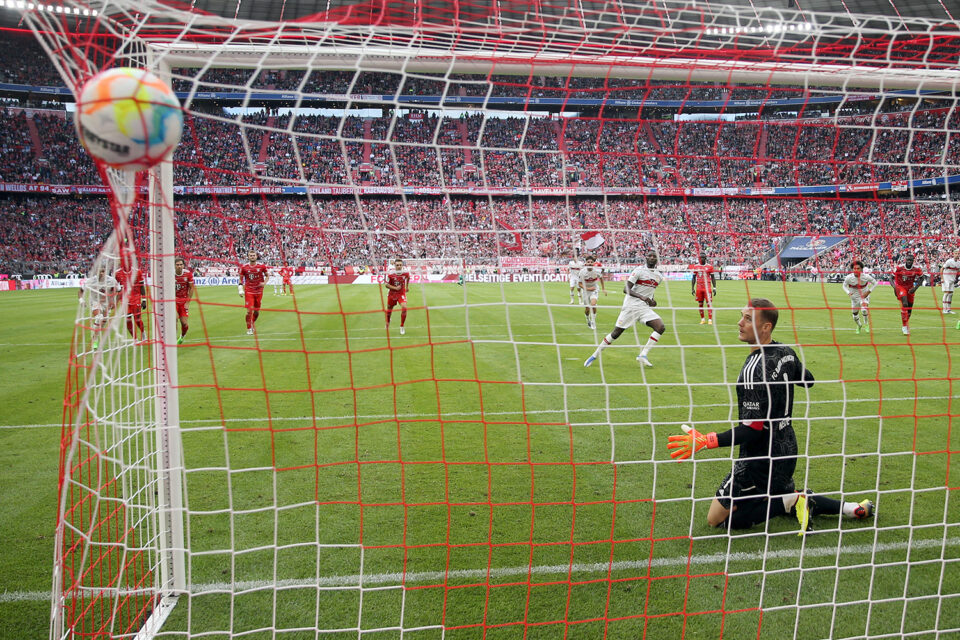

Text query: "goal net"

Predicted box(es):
[29, 1, 959, 638]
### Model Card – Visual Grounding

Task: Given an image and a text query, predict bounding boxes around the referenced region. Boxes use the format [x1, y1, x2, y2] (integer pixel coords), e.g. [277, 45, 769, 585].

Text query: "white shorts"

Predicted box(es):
[569, 274, 580, 287]
[615, 300, 661, 329]
[943, 277, 956, 293]
[583, 289, 599, 305]
[89, 301, 107, 314]
[849, 295, 870, 310]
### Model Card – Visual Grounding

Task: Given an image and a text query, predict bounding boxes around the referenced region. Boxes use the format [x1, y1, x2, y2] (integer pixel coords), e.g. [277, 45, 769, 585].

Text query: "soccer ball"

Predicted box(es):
[75, 67, 183, 171]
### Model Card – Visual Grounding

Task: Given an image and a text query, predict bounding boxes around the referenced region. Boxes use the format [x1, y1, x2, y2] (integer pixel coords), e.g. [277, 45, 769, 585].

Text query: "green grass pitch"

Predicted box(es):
[1, 279, 958, 639]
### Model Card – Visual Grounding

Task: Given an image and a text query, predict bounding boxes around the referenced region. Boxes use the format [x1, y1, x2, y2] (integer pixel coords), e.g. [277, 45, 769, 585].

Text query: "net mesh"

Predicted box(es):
[27, 1, 960, 639]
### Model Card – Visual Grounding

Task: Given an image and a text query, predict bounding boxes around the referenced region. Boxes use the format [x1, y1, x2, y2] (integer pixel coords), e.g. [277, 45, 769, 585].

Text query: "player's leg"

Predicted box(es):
[244, 292, 255, 333]
[794, 490, 875, 534]
[850, 298, 863, 332]
[637, 315, 665, 367]
[899, 292, 913, 334]
[399, 300, 407, 335]
[706, 290, 714, 322]
[177, 301, 189, 344]
[385, 298, 395, 327]
[711, 472, 792, 530]
[860, 299, 870, 328]
[696, 289, 706, 323]
[584, 312, 629, 366]
[943, 280, 954, 313]
[252, 294, 262, 328]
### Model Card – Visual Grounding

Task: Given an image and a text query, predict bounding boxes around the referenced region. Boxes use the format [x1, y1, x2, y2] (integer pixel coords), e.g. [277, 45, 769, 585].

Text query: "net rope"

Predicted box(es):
[26, 1, 959, 639]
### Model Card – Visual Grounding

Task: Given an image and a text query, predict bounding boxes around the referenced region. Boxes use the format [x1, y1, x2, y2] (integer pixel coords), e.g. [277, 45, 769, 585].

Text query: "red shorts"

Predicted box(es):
[244, 291, 263, 310]
[282, 278, 292, 285]
[176, 300, 189, 318]
[695, 288, 712, 303]
[895, 287, 914, 304]
[127, 302, 143, 320]
[387, 292, 406, 307]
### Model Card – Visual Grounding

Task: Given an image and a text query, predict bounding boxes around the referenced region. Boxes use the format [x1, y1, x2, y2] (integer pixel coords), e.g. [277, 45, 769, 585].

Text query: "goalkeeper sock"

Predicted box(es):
[640, 331, 662, 357]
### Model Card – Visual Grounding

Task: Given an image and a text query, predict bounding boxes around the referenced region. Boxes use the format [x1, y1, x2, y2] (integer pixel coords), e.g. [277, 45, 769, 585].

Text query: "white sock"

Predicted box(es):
[640, 331, 662, 357]
[592, 334, 613, 358]
[853, 314, 862, 327]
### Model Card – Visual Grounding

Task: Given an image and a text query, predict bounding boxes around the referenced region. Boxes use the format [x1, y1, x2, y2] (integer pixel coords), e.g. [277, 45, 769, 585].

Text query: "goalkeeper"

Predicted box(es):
[667, 298, 874, 534]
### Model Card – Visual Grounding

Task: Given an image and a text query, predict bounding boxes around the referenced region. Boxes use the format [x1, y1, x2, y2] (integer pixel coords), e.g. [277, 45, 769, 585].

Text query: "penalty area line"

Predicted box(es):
[6, 536, 958, 604]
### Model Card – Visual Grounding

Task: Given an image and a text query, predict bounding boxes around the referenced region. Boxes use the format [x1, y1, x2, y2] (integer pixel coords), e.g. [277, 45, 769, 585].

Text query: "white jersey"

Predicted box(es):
[842, 272, 877, 298]
[942, 258, 958, 281]
[624, 264, 663, 305]
[568, 259, 583, 275]
[578, 265, 603, 291]
[84, 274, 118, 307]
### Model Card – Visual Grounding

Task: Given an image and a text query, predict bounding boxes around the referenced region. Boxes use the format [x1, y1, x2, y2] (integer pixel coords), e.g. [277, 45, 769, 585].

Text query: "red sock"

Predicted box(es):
[386, 309, 392, 325]
[401, 309, 407, 327]
[698, 301, 704, 318]
[246, 310, 253, 329]
[181, 322, 188, 337]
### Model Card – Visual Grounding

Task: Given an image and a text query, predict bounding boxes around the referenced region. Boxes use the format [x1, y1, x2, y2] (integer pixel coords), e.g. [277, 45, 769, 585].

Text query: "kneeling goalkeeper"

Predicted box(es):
[667, 298, 874, 534]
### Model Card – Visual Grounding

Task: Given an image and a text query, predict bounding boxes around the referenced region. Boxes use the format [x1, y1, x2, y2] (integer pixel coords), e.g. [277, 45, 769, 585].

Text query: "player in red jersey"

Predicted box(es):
[385, 257, 411, 335]
[174, 258, 195, 345]
[689, 252, 717, 324]
[238, 250, 269, 335]
[115, 263, 148, 342]
[893, 255, 924, 336]
[280, 265, 294, 295]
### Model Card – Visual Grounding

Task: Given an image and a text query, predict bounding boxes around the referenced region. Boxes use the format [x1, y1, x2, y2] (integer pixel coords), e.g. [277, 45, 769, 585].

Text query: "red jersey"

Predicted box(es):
[280, 266, 294, 281]
[115, 267, 145, 303]
[894, 264, 924, 290]
[689, 263, 715, 290]
[387, 268, 410, 295]
[239, 263, 269, 293]
[175, 269, 194, 300]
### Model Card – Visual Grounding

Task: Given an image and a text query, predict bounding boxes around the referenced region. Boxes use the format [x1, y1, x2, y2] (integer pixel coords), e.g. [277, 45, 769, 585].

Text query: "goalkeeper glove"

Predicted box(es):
[666, 425, 718, 460]
[141, 300, 147, 310]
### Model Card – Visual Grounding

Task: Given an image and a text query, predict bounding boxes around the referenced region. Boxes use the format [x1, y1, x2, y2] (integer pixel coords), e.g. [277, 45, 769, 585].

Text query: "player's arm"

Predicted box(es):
[624, 277, 655, 305]
[690, 270, 696, 295]
[666, 423, 765, 460]
[862, 276, 876, 297]
[842, 278, 852, 296]
[710, 271, 717, 294]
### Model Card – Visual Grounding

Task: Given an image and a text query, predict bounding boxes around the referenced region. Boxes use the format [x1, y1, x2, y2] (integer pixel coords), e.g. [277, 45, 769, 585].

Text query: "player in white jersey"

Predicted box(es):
[269, 269, 282, 295]
[79, 267, 118, 348]
[568, 255, 583, 304]
[842, 260, 877, 334]
[941, 256, 958, 314]
[584, 249, 666, 368]
[577, 255, 606, 328]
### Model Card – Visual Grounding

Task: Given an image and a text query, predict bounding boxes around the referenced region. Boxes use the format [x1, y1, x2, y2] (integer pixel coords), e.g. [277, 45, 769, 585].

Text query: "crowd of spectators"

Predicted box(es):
[3, 105, 959, 191]
[0, 47, 956, 281]
[1, 194, 954, 279]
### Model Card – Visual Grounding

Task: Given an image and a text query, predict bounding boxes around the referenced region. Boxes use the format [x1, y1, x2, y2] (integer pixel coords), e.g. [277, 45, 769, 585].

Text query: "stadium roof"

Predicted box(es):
[1, 0, 958, 28]
[157, 0, 960, 22]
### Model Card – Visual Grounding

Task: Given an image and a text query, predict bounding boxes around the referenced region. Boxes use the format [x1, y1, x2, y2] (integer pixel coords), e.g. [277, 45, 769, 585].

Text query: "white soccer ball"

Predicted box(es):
[75, 67, 183, 171]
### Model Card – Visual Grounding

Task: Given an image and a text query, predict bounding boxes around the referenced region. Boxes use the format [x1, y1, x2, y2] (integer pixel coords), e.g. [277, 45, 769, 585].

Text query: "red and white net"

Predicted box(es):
[27, 1, 960, 639]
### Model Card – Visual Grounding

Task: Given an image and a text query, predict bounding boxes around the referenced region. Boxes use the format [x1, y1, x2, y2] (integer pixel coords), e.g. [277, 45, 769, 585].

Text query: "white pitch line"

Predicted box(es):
[1, 394, 954, 430]
[4, 536, 958, 604]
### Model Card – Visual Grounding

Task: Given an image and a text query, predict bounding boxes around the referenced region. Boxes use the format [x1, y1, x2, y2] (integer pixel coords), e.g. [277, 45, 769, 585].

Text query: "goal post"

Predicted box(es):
[25, 1, 960, 639]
